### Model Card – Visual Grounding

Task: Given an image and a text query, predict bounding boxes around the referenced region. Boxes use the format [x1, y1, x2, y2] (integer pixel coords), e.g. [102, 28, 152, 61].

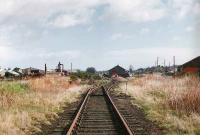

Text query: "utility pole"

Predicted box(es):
[156, 57, 159, 72]
[164, 59, 166, 67]
[173, 56, 176, 77]
[157, 57, 159, 67]
[71, 63, 72, 72]
[163, 59, 166, 74]
[45, 64, 47, 75]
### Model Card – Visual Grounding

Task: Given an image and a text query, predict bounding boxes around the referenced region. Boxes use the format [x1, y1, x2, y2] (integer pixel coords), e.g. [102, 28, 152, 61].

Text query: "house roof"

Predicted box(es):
[181, 56, 200, 68]
[6, 70, 20, 76]
[23, 67, 41, 71]
[109, 65, 127, 72]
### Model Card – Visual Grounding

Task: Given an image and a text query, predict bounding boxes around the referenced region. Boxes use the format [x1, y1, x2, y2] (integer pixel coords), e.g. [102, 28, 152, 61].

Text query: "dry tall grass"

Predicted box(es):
[28, 74, 78, 92]
[118, 74, 200, 135]
[0, 75, 86, 135]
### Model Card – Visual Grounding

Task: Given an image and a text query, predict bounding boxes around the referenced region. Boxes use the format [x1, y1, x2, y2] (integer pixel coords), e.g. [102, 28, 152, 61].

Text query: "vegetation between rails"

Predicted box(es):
[117, 74, 200, 135]
[0, 75, 87, 135]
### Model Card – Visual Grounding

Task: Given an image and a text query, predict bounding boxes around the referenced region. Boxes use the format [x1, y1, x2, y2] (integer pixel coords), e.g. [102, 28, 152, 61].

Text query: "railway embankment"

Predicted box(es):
[118, 74, 200, 135]
[0, 75, 87, 135]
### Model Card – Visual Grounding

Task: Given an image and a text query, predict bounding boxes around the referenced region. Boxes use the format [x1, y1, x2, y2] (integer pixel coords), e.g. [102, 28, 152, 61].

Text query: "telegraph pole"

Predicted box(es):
[164, 59, 166, 67]
[173, 56, 176, 77]
[71, 63, 72, 72]
[156, 57, 159, 72]
[157, 57, 159, 67]
[163, 59, 166, 74]
[45, 64, 47, 75]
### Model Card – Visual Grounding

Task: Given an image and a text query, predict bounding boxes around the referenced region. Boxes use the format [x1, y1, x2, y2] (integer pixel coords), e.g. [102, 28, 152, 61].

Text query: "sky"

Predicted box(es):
[0, 0, 199, 70]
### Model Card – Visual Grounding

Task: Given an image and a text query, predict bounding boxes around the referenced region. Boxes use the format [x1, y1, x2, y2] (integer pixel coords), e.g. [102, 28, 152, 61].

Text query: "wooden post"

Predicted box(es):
[126, 81, 127, 91]
[164, 59, 166, 67]
[164, 59, 166, 74]
[157, 57, 159, 67]
[156, 57, 159, 72]
[45, 64, 47, 75]
[173, 56, 176, 77]
[71, 62, 72, 72]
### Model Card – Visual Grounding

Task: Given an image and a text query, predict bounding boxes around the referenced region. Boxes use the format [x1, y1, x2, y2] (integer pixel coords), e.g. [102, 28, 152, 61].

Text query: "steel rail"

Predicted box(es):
[66, 88, 91, 135]
[103, 86, 134, 135]
[66, 86, 133, 135]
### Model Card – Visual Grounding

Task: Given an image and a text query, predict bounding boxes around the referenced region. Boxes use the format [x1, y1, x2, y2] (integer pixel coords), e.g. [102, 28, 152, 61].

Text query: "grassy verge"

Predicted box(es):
[0, 75, 87, 135]
[117, 74, 200, 135]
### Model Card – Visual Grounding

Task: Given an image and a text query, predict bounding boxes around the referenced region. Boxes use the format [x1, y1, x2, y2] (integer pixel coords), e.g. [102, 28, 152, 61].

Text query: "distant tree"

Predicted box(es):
[76, 69, 81, 73]
[86, 67, 96, 74]
[92, 74, 101, 80]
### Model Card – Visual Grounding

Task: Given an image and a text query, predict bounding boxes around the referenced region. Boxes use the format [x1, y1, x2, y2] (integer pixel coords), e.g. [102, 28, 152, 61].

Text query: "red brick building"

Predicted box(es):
[108, 65, 129, 78]
[178, 56, 200, 75]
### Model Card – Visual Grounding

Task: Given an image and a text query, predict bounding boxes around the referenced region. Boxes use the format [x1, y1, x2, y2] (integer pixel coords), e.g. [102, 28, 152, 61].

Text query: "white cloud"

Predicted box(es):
[185, 26, 194, 32]
[87, 26, 94, 32]
[111, 33, 132, 40]
[169, 0, 200, 18]
[0, 0, 199, 28]
[0, 0, 104, 28]
[102, 0, 167, 22]
[48, 13, 88, 28]
[100, 0, 200, 23]
[140, 28, 150, 34]
[111, 33, 123, 40]
[172, 36, 180, 41]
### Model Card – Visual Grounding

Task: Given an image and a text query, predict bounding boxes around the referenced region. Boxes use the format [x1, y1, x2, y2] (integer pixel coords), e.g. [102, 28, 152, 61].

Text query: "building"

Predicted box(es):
[5, 70, 20, 78]
[108, 65, 129, 78]
[13, 67, 23, 76]
[22, 67, 44, 76]
[178, 56, 200, 75]
[0, 68, 6, 78]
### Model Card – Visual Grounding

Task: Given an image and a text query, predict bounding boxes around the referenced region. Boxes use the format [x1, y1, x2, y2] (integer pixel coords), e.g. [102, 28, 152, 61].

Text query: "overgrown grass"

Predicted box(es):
[0, 82, 28, 93]
[70, 71, 101, 81]
[0, 75, 86, 135]
[118, 74, 200, 135]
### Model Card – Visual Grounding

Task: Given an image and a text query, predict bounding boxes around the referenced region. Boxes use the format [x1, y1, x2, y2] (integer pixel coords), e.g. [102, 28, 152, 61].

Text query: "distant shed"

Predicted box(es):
[108, 65, 129, 78]
[22, 67, 44, 76]
[178, 56, 200, 75]
[0, 69, 6, 78]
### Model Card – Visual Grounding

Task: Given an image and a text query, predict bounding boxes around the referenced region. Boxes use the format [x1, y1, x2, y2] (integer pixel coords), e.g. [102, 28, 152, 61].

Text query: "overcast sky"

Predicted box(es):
[0, 0, 199, 70]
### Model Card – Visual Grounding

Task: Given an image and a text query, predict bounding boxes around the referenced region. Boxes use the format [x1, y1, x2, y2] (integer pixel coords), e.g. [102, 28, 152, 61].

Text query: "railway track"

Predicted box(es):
[66, 86, 133, 135]
[37, 83, 163, 135]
